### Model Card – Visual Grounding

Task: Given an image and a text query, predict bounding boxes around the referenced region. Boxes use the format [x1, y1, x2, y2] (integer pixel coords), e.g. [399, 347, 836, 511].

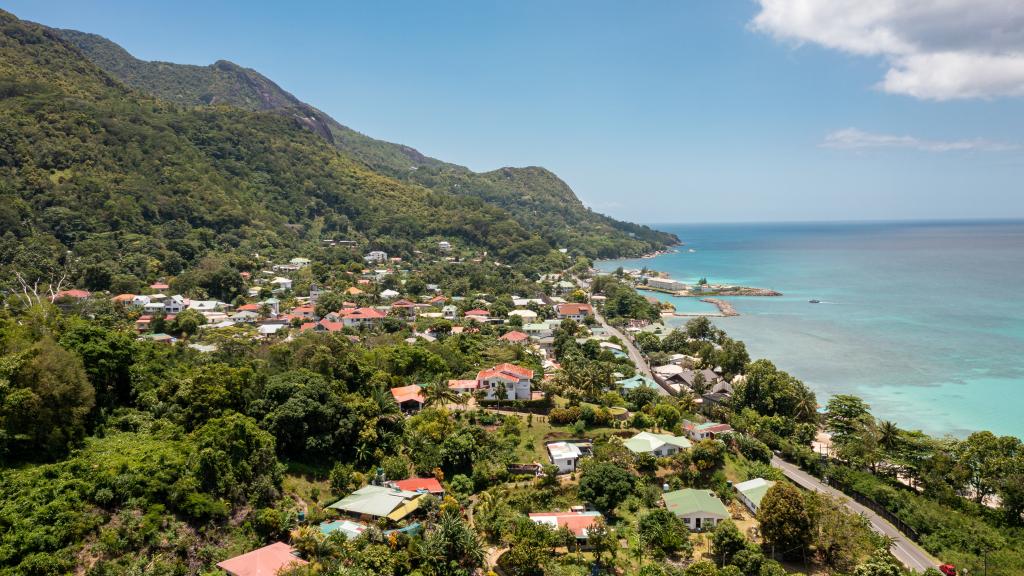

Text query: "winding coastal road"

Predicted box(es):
[771, 456, 939, 573]
[579, 276, 669, 397]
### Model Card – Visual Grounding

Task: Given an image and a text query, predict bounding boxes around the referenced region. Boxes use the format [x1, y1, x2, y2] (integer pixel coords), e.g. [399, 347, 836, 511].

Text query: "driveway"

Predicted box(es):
[771, 456, 939, 573]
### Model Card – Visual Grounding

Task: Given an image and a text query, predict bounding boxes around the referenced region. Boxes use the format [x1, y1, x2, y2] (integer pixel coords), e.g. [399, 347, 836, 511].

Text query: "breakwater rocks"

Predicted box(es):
[701, 298, 739, 316]
[711, 286, 782, 296]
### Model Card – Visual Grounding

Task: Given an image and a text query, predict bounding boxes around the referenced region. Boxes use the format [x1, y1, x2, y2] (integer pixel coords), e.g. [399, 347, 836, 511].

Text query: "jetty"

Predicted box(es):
[701, 298, 738, 316]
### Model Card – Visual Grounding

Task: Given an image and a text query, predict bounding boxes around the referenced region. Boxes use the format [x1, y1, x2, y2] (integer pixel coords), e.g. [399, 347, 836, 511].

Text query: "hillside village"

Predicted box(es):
[23, 246, 923, 576]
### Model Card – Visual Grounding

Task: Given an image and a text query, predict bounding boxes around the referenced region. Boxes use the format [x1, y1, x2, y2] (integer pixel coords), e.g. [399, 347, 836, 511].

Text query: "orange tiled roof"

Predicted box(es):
[390, 385, 424, 404]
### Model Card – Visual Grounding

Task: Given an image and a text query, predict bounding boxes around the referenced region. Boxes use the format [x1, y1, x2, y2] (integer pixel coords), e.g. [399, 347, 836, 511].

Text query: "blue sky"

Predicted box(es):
[9, 0, 1024, 223]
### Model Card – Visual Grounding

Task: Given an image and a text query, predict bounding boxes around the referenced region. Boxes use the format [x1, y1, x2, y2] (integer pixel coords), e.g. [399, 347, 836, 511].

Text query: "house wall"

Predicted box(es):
[550, 455, 576, 474]
[681, 513, 724, 531]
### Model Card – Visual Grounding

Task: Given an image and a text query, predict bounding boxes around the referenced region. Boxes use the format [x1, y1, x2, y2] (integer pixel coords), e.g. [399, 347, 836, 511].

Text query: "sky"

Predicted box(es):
[8, 0, 1024, 224]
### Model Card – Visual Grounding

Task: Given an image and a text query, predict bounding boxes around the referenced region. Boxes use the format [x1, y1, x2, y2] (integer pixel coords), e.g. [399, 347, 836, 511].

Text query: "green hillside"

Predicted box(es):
[54, 27, 679, 259]
[0, 11, 652, 292]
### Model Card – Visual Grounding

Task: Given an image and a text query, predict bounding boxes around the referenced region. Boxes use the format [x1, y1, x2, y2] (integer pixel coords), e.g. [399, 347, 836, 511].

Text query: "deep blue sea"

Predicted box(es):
[599, 221, 1024, 439]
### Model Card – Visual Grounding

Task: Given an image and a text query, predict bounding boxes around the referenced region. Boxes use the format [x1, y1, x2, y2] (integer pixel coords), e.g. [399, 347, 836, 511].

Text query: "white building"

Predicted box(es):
[623, 431, 692, 457]
[438, 241, 451, 252]
[270, 277, 293, 292]
[547, 441, 583, 474]
[364, 250, 388, 263]
[735, 478, 775, 514]
[442, 305, 458, 320]
[289, 257, 311, 268]
[164, 295, 187, 314]
[646, 277, 688, 291]
[508, 309, 539, 322]
[476, 363, 533, 401]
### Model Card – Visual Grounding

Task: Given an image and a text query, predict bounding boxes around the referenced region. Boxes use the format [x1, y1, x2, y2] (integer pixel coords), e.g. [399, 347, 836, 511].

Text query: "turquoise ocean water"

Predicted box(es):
[599, 221, 1024, 439]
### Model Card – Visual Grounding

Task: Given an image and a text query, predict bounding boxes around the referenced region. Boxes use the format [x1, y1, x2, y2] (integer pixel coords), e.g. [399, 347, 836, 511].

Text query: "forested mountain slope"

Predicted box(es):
[0, 11, 615, 291]
[54, 27, 679, 259]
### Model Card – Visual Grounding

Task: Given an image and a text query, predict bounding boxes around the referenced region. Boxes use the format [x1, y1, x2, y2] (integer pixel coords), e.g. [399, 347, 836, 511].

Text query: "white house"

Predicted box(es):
[547, 441, 583, 474]
[289, 257, 311, 268]
[735, 478, 775, 514]
[663, 489, 730, 531]
[508, 309, 539, 323]
[438, 241, 452, 252]
[476, 363, 533, 400]
[271, 277, 293, 292]
[623, 431, 692, 457]
[164, 295, 187, 314]
[441, 305, 458, 320]
[379, 289, 400, 299]
[188, 300, 226, 312]
[143, 301, 164, 314]
[364, 250, 388, 263]
[131, 295, 152, 308]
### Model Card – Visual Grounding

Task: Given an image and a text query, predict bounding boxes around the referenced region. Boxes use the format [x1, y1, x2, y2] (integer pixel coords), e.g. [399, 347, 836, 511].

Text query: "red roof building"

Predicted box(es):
[391, 477, 445, 495]
[340, 307, 387, 327]
[555, 303, 593, 319]
[237, 303, 260, 312]
[390, 385, 425, 411]
[149, 282, 170, 290]
[216, 542, 307, 576]
[464, 308, 489, 317]
[111, 293, 135, 303]
[475, 363, 534, 401]
[499, 331, 529, 343]
[447, 379, 479, 393]
[528, 511, 603, 539]
[53, 289, 91, 300]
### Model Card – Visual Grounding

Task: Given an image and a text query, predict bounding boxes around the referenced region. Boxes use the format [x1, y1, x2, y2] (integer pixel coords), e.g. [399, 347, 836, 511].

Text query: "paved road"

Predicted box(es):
[771, 456, 939, 573]
[590, 303, 670, 397]
[577, 274, 670, 396]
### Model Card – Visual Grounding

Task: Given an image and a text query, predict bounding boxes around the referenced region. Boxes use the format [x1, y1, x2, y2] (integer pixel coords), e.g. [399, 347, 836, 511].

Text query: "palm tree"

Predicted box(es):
[793, 386, 818, 423]
[422, 379, 458, 408]
[879, 420, 901, 454]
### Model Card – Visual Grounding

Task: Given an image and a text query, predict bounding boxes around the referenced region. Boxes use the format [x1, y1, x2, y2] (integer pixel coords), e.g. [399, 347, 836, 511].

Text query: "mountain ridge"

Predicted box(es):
[52, 26, 679, 256]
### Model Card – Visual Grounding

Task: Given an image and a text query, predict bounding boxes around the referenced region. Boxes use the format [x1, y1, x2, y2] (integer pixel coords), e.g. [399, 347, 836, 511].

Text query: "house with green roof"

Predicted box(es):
[662, 488, 729, 531]
[328, 485, 424, 522]
[623, 431, 692, 457]
[615, 374, 657, 391]
[734, 478, 775, 514]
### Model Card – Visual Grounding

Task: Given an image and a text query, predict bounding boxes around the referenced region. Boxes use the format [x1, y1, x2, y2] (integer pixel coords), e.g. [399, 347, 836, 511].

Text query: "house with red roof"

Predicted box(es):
[149, 282, 170, 291]
[499, 330, 529, 343]
[340, 307, 387, 328]
[390, 477, 445, 496]
[476, 363, 533, 401]
[528, 511, 604, 542]
[111, 293, 136, 304]
[555, 303, 593, 320]
[301, 319, 345, 333]
[464, 308, 490, 320]
[236, 303, 261, 312]
[390, 299, 419, 318]
[290, 304, 316, 319]
[428, 295, 447, 306]
[215, 542, 307, 576]
[53, 289, 91, 301]
[447, 379, 479, 394]
[390, 385, 424, 412]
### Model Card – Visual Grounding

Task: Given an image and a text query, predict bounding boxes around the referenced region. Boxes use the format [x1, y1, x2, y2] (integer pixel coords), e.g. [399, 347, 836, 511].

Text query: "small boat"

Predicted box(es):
[688, 248, 696, 253]
[808, 299, 821, 304]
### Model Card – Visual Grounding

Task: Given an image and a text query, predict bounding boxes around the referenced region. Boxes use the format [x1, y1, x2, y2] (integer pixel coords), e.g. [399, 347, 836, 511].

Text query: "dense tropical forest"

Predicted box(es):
[1, 8, 1023, 576]
[51, 26, 678, 261]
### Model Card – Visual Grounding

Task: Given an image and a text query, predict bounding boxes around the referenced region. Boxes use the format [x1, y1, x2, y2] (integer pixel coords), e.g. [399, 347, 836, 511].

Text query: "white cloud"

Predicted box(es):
[822, 128, 1017, 152]
[751, 0, 1024, 100]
